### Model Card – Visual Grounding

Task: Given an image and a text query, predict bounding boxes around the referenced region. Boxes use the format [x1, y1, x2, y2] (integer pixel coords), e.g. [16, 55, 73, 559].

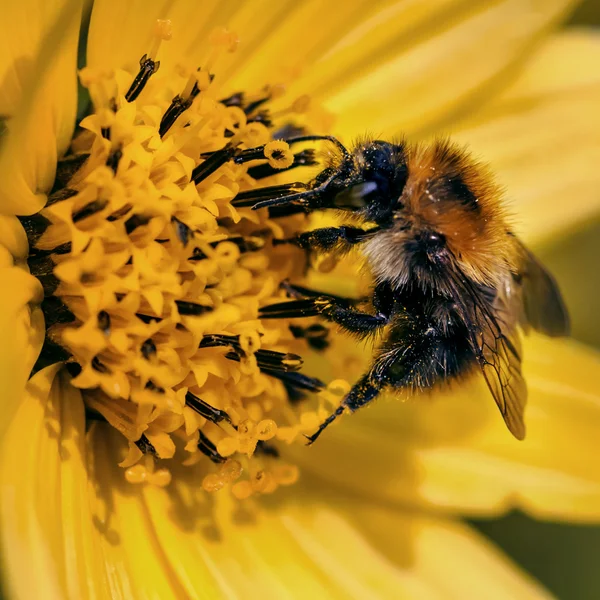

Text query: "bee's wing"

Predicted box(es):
[476, 314, 527, 440]
[449, 271, 527, 440]
[516, 240, 570, 337]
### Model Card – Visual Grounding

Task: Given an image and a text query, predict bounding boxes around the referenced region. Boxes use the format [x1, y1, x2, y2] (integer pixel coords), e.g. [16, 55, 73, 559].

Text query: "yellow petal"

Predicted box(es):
[451, 29, 600, 247]
[325, 0, 577, 139]
[291, 334, 600, 522]
[0, 268, 44, 438]
[0, 0, 81, 216]
[2, 371, 553, 599]
[0, 366, 111, 600]
[286, 493, 554, 600]
[0, 215, 29, 262]
[91, 434, 554, 599]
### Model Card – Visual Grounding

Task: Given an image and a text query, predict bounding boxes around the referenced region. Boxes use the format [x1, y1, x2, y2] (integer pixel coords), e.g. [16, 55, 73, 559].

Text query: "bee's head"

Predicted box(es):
[364, 140, 517, 289]
[331, 140, 408, 225]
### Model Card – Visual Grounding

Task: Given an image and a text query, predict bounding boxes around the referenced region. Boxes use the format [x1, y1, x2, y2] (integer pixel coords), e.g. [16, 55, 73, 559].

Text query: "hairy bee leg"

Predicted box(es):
[306, 375, 381, 444]
[274, 225, 379, 251]
[261, 296, 388, 336]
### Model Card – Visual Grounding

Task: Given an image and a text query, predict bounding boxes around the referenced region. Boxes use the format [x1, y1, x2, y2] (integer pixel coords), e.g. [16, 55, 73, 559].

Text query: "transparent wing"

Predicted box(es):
[477, 316, 527, 439]
[449, 270, 528, 440]
[516, 239, 570, 337]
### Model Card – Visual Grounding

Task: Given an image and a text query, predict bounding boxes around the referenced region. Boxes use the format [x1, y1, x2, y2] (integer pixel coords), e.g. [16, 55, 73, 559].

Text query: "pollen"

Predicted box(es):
[20, 20, 344, 498]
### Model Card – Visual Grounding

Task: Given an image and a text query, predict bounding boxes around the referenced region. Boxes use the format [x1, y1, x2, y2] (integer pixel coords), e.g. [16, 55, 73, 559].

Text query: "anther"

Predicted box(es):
[191, 143, 237, 184]
[255, 440, 280, 458]
[72, 199, 109, 223]
[175, 300, 212, 315]
[197, 430, 227, 464]
[97, 311, 111, 334]
[51, 154, 89, 192]
[225, 349, 303, 372]
[141, 338, 157, 359]
[159, 70, 214, 138]
[125, 54, 161, 103]
[145, 380, 165, 393]
[172, 217, 192, 246]
[135, 434, 159, 458]
[91, 356, 111, 374]
[124, 214, 151, 234]
[185, 390, 233, 425]
[264, 371, 325, 393]
[106, 148, 122, 173]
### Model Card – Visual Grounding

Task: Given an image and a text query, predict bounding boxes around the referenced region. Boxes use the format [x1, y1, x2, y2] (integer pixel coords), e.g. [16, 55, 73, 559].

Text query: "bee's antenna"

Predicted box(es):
[305, 404, 347, 445]
[285, 135, 352, 162]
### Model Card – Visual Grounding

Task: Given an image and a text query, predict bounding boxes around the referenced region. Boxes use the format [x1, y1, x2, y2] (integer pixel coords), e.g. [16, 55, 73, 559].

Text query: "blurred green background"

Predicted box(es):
[470, 4, 600, 599]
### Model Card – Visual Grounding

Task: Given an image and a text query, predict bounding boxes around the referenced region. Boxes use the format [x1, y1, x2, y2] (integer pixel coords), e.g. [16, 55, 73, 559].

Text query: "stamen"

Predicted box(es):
[225, 349, 303, 372]
[172, 217, 192, 246]
[125, 20, 172, 103]
[175, 300, 212, 315]
[248, 149, 317, 180]
[26, 17, 335, 494]
[158, 69, 213, 138]
[97, 311, 111, 334]
[135, 434, 160, 458]
[266, 371, 325, 392]
[72, 199, 109, 223]
[198, 430, 226, 464]
[140, 339, 157, 359]
[185, 390, 233, 425]
[125, 55, 161, 103]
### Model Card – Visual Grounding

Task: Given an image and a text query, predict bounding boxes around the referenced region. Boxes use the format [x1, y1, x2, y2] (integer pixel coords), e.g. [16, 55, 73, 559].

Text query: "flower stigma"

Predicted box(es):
[20, 20, 346, 497]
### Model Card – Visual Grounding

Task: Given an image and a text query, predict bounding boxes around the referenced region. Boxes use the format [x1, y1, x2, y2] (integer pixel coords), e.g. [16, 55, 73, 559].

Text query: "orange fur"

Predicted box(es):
[402, 139, 517, 285]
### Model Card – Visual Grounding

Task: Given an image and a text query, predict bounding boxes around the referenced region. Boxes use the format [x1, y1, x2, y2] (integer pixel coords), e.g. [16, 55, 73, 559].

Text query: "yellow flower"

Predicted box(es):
[1, 1, 599, 598]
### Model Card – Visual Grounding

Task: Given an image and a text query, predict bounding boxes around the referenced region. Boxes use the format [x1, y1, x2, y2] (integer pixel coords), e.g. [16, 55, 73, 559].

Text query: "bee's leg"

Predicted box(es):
[279, 280, 361, 303]
[305, 374, 382, 445]
[274, 225, 379, 252]
[261, 296, 388, 336]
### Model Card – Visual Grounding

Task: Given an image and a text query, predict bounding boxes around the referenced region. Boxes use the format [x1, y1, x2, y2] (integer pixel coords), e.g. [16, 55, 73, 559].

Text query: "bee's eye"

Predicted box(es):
[333, 181, 378, 210]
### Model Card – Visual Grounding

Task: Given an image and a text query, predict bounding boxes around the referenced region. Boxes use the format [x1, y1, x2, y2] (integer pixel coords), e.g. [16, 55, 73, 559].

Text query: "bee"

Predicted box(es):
[238, 136, 570, 443]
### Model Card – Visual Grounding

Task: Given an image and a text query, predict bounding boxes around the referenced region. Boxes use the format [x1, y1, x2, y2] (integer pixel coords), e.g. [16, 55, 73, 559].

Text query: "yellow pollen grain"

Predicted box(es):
[273, 464, 299, 486]
[264, 141, 294, 169]
[219, 459, 243, 483]
[231, 480, 253, 500]
[217, 437, 239, 457]
[125, 464, 148, 484]
[202, 473, 226, 493]
[256, 419, 277, 441]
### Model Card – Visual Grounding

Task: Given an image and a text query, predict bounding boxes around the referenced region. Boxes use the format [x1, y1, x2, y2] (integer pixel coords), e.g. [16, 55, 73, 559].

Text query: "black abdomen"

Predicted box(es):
[372, 288, 476, 391]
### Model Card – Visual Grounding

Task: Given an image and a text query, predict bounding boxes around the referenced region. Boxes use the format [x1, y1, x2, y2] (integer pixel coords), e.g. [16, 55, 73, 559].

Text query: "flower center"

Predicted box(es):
[20, 21, 346, 496]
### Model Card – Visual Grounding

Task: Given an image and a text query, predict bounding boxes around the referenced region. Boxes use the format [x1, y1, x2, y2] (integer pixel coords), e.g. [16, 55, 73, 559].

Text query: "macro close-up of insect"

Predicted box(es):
[244, 136, 570, 443]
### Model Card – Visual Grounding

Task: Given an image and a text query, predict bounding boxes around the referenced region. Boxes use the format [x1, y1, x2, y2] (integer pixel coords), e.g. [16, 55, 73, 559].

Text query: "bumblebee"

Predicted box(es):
[238, 136, 569, 443]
